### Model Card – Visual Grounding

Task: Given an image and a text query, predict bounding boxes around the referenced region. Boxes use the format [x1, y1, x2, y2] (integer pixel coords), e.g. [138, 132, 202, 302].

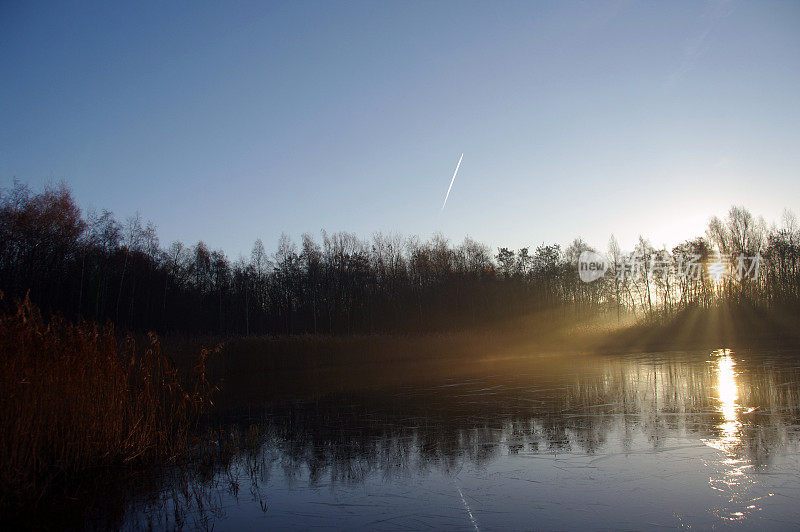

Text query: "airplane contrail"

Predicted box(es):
[441, 153, 463, 211]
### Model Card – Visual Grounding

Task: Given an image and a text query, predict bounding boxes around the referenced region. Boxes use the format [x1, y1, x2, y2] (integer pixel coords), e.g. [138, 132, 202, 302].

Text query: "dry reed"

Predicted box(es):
[0, 293, 218, 510]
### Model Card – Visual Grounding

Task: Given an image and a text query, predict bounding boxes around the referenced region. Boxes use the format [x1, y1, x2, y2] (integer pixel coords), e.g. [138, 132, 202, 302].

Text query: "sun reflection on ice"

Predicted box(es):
[703, 349, 765, 522]
[715, 351, 740, 449]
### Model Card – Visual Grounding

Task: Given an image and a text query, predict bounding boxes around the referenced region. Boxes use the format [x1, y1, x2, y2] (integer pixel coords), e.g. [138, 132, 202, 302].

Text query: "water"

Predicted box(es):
[121, 349, 800, 530]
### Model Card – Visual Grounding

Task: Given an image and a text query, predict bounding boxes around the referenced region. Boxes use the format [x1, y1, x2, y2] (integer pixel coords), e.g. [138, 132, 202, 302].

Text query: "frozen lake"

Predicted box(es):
[121, 349, 800, 530]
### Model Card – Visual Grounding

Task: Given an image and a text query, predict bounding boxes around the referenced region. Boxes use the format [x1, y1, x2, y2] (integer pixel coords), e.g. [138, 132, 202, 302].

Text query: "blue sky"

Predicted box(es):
[2, 1, 798, 257]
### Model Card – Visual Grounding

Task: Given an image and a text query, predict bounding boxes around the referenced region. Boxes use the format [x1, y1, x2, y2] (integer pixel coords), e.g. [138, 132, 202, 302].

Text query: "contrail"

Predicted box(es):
[441, 153, 463, 211]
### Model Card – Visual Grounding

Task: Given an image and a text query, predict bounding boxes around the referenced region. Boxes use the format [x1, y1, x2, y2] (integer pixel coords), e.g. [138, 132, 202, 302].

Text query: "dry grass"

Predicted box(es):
[0, 293, 218, 511]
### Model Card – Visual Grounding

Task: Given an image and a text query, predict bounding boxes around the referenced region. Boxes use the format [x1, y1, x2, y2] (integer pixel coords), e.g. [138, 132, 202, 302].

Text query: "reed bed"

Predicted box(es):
[0, 294, 217, 512]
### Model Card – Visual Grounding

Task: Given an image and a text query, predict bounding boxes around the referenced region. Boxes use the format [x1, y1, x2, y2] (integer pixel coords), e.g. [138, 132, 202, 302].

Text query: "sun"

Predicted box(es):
[707, 261, 727, 285]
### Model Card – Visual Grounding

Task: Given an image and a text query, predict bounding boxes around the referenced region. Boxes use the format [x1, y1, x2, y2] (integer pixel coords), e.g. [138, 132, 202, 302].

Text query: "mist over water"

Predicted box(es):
[120, 349, 800, 530]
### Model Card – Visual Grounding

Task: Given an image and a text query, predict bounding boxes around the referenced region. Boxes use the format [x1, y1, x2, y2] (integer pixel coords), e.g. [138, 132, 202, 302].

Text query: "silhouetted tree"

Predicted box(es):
[1, 182, 797, 336]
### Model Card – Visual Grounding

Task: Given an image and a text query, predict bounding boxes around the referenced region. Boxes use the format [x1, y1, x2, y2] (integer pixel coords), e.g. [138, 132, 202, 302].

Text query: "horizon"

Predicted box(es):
[2, 1, 798, 257]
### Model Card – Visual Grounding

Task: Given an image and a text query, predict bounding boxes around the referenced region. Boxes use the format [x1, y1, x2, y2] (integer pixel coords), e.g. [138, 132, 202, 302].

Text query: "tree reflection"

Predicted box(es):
[117, 350, 800, 529]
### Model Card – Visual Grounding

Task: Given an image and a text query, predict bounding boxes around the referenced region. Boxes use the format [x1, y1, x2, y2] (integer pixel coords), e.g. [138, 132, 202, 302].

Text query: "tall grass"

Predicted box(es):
[0, 293, 217, 510]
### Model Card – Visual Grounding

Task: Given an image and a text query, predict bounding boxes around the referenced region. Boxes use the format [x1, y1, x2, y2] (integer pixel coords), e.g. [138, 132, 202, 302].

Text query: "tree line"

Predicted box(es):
[1, 181, 798, 336]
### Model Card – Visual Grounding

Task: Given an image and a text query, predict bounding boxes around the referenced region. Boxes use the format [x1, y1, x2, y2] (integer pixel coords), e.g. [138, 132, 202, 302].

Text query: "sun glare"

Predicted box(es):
[708, 261, 727, 286]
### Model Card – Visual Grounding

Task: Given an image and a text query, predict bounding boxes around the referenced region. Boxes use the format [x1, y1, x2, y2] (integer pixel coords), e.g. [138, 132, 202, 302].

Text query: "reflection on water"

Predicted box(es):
[115, 350, 800, 530]
[705, 349, 773, 522]
[715, 349, 741, 447]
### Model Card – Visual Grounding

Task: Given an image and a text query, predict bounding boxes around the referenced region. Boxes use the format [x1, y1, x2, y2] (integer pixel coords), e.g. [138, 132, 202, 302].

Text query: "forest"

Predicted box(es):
[1, 181, 799, 337]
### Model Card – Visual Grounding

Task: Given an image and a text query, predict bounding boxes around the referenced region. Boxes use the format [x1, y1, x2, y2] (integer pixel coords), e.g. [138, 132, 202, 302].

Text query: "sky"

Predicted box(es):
[1, 0, 798, 258]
